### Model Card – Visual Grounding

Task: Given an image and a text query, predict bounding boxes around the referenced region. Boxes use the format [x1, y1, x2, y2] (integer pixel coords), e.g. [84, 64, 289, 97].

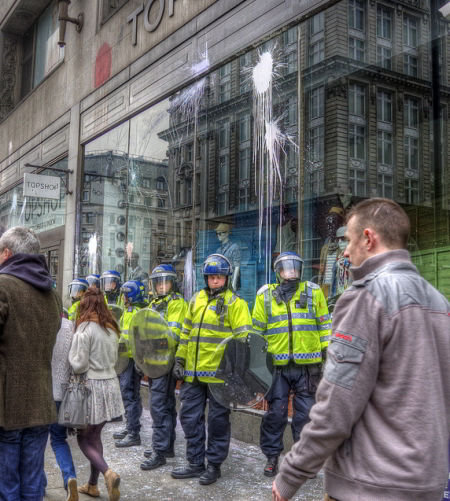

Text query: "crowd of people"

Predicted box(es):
[0, 198, 448, 501]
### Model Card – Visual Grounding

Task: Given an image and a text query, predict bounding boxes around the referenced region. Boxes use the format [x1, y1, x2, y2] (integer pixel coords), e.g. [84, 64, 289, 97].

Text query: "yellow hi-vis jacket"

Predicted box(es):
[147, 293, 188, 369]
[176, 288, 253, 384]
[68, 301, 79, 321]
[118, 304, 143, 359]
[252, 281, 331, 365]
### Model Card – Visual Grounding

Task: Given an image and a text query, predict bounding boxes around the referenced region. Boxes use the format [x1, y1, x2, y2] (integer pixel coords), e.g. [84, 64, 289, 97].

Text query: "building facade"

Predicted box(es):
[0, 0, 449, 309]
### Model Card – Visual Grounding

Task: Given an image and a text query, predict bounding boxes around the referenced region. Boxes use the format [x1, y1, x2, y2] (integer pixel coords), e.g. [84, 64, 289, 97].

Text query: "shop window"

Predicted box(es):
[20, 1, 64, 100]
[349, 37, 365, 62]
[349, 0, 365, 31]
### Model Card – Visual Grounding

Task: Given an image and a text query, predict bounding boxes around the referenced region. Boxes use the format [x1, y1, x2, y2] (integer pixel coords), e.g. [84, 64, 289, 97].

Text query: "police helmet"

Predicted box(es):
[150, 265, 177, 298]
[203, 254, 232, 286]
[273, 252, 304, 284]
[121, 280, 145, 304]
[100, 270, 121, 294]
[68, 278, 89, 299]
[86, 274, 101, 289]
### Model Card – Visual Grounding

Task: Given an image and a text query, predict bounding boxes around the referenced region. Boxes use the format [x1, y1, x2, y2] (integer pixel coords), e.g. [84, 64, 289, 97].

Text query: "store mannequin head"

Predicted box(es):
[336, 226, 348, 253]
[326, 207, 345, 238]
[216, 223, 231, 244]
[130, 252, 140, 269]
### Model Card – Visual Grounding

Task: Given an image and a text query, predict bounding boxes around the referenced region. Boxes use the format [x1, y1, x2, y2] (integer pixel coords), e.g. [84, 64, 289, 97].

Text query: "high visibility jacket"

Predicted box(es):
[147, 293, 188, 369]
[252, 281, 331, 366]
[119, 304, 144, 358]
[68, 301, 79, 321]
[176, 288, 253, 384]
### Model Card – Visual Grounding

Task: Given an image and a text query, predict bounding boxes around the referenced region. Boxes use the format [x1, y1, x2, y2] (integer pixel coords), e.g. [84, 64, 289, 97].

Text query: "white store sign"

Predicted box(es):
[23, 173, 61, 200]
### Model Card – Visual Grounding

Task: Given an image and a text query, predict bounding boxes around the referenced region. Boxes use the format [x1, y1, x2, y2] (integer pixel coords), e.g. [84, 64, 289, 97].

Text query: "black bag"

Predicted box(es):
[58, 371, 91, 429]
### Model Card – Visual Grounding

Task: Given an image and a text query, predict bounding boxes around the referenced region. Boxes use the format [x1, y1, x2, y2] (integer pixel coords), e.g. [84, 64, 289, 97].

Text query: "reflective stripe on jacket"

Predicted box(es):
[119, 305, 141, 358]
[252, 281, 331, 365]
[176, 288, 253, 383]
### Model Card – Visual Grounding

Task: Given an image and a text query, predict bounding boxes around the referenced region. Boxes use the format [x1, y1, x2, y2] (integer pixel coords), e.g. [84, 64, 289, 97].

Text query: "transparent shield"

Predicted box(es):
[115, 332, 130, 375]
[208, 333, 272, 410]
[128, 308, 177, 378]
[109, 305, 124, 322]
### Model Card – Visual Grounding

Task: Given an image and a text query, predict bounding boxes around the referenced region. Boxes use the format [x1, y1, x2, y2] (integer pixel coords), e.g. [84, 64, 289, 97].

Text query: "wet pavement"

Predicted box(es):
[44, 408, 325, 501]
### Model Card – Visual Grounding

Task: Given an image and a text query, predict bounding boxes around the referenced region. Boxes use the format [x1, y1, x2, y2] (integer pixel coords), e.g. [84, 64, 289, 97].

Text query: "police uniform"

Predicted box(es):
[145, 292, 187, 456]
[252, 279, 331, 466]
[67, 300, 79, 321]
[176, 287, 253, 467]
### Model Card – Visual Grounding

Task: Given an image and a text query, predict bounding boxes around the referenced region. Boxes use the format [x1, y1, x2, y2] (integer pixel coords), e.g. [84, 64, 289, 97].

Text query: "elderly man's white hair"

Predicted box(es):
[0, 227, 41, 255]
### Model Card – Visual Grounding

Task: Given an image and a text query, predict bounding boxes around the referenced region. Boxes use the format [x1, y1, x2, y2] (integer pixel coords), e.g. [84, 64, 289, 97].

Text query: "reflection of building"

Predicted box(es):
[80, 151, 170, 278]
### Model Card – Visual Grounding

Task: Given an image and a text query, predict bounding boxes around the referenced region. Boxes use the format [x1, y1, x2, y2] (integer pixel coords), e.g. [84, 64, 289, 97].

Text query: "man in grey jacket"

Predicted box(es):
[273, 198, 450, 501]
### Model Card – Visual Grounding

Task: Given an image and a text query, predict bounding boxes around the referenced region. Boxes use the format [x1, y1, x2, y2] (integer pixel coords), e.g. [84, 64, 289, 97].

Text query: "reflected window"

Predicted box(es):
[404, 16, 418, 48]
[377, 6, 392, 40]
[349, 84, 365, 116]
[310, 86, 324, 119]
[404, 98, 419, 128]
[349, 125, 366, 160]
[404, 55, 418, 77]
[310, 12, 324, 36]
[377, 46, 392, 70]
[349, 37, 365, 62]
[219, 63, 231, 103]
[377, 91, 392, 122]
[310, 169, 324, 197]
[310, 39, 324, 66]
[309, 126, 324, 162]
[156, 177, 165, 190]
[349, 0, 365, 31]
[158, 219, 166, 231]
[349, 168, 366, 197]
[404, 137, 419, 170]
[377, 131, 393, 165]
[378, 174, 393, 199]
[405, 179, 419, 204]
[239, 52, 252, 94]
[158, 198, 166, 208]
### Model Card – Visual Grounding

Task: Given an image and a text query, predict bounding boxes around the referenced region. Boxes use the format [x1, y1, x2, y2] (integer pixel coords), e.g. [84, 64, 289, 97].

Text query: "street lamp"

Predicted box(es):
[58, 0, 83, 48]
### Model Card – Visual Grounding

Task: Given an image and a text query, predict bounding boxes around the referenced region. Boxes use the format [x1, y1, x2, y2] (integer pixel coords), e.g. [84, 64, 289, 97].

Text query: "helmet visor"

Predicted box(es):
[275, 259, 303, 283]
[151, 276, 174, 297]
[100, 277, 119, 292]
[87, 276, 100, 288]
[68, 283, 87, 299]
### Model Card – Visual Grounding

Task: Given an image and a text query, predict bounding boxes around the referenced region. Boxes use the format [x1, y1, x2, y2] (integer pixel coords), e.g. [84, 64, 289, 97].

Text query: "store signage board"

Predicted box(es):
[23, 173, 61, 200]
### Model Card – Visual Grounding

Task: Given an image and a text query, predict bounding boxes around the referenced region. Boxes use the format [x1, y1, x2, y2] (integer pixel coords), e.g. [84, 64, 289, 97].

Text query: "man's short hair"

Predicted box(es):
[346, 198, 410, 249]
[0, 227, 41, 255]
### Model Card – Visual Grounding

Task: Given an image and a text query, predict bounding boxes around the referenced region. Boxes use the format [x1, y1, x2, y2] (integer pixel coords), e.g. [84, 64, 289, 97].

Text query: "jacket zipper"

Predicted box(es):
[193, 296, 214, 377]
[286, 301, 293, 359]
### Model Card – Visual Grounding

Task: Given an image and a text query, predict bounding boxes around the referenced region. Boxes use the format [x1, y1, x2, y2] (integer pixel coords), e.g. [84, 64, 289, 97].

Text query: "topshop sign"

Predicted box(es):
[23, 173, 61, 200]
[127, 0, 179, 46]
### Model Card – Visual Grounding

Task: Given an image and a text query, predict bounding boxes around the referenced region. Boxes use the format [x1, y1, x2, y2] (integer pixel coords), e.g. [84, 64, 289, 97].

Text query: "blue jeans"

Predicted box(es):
[0, 424, 50, 501]
[49, 401, 76, 490]
[118, 359, 142, 434]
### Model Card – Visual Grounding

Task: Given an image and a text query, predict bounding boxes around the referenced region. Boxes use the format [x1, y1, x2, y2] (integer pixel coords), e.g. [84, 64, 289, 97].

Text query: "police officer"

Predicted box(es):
[114, 280, 147, 448]
[100, 270, 121, 304]
[252, 252, 332, 477]
[86, 274, 101, 289]
[171, 254, 253, 485]
[67, 278, 89, 321]
[140, 265, 187, 471]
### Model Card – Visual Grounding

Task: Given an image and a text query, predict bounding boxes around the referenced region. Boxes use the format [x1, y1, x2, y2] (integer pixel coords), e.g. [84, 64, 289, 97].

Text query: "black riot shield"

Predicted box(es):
[128, 308, 177, 379]
[109, 305, 124, 322]
[208, 333, 272, 410]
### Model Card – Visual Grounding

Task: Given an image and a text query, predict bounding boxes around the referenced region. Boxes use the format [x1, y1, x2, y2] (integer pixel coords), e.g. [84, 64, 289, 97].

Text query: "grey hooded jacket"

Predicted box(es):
[276, 250, 450, 501]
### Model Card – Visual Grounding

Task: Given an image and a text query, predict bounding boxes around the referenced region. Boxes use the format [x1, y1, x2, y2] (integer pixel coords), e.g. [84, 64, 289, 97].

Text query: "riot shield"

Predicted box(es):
[115, 332, 130, 375]
[109, 305, 124, 322]
[128, 308, 177, 379]
[209, 333, 273, 410]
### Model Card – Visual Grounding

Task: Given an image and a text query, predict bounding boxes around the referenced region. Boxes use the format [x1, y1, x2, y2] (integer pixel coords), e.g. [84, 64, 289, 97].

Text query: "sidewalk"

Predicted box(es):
[43, 409, 325, 501]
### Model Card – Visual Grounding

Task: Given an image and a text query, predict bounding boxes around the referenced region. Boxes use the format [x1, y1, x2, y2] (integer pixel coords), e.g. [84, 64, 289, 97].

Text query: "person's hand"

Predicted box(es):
[272, 480, 288, 501]
[172, 358, 185, 380]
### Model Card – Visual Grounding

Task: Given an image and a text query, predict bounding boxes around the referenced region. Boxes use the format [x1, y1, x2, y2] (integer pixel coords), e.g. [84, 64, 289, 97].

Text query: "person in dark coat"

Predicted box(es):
[0, 226, 62, 501]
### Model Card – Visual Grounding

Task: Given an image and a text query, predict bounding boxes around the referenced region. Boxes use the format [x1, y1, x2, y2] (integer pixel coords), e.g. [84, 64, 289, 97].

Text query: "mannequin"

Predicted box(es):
[318, 207, 345, 291]
[215, 223, 240, 291]
[331, 226, 352, 297]
[274, 207, 298, 254]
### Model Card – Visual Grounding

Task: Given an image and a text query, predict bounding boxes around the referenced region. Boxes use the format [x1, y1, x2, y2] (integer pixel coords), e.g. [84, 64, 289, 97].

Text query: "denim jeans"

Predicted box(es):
[0, 424, 50, 501]
[49, 401, 76, 490]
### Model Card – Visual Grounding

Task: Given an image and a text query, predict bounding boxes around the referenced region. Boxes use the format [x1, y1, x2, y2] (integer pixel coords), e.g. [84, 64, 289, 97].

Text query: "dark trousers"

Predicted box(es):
[148, 372, 177, 452]
[118, 359, 142, 435]
[179, 380, 231, 466]
[260, 362, 320, 458]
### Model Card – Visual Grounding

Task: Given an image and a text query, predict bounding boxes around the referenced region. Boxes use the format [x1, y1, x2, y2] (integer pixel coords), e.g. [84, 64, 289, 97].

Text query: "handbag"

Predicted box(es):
[58, 370, 91, 429]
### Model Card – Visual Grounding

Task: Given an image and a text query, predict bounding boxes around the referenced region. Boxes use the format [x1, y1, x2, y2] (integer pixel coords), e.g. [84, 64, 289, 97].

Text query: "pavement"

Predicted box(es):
[43, 407, 325, 501]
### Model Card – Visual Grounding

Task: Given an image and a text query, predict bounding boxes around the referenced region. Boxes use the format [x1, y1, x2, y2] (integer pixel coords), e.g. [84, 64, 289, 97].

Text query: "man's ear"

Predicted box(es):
[363, 228, 377, 251]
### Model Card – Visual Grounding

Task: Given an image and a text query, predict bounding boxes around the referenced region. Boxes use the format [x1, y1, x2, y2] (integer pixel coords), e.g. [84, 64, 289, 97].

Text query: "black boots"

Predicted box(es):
[115, 434, 141, 447]
[144, 448, 175, 458]
[199, 463, 221, 485]
[264, 456, 279, 477]
[140, 451, 166, 471]
[171, 463, 205, 479]
[112, 429, 128, 440]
